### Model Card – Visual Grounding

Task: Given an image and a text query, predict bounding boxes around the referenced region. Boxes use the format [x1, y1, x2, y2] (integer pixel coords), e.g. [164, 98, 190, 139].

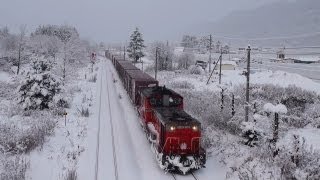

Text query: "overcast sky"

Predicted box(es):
[0, 0, 278, 43]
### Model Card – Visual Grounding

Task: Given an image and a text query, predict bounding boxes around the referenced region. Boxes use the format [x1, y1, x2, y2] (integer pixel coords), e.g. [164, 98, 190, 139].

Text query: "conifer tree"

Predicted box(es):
[18, 57, 61, 110]
[127, 28, 146, 62]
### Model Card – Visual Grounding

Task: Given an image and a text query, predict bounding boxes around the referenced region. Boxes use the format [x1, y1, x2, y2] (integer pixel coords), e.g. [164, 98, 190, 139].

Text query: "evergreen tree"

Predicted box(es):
[127, 28, 146, 62]
[18, 56, 62, 110]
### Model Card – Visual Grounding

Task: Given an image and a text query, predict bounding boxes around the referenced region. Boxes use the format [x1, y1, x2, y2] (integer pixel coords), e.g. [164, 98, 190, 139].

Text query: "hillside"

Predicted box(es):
[196, 0, 320, 46]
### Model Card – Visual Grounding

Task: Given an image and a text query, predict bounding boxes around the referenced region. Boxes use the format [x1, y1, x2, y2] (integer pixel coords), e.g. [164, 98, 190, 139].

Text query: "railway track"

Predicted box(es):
[94, 66, 103, 180]
[94, 63, 119, 180]
[171, 172, 199, 180]
[105, 64, 119, 180]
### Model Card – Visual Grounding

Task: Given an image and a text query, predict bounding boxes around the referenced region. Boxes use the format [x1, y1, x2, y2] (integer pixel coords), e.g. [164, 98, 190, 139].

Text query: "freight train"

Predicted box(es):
[105, 51, 206, 174]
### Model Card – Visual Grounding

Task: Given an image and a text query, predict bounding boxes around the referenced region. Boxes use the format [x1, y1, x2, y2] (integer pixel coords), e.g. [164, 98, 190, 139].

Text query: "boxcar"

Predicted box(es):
[124, 69, 158, 105]
[117, 61, 139, 83]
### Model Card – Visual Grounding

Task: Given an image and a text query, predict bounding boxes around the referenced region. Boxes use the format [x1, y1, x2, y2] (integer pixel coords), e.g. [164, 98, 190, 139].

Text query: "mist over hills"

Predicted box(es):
[192, 0, 320, 47]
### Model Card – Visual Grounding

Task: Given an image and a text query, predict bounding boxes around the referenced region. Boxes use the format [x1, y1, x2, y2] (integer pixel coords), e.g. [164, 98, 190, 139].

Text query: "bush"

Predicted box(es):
[88, 73, 97, 83]
[189, 65, 204, 75]
[54, 94, 71, 108]
[64, 169, 77, 180]
[0, 156, 29, 180]
[169, 80, 195, 90]
[0, 116, 55, 154]
[176, 52, 195, 70]
[78, 106, 89, 117]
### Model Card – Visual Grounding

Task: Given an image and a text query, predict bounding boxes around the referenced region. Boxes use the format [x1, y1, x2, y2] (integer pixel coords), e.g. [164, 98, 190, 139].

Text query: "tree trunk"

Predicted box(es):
[17, 44, 21, 75]
[63, 45, 66, 85]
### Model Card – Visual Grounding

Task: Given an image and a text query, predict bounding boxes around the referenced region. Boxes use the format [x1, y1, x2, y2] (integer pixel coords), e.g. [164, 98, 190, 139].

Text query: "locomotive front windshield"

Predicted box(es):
[150, 95, 182, 107]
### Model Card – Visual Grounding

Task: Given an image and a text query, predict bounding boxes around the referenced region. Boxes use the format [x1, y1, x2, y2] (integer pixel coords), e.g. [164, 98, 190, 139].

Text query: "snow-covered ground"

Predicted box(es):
[136, 52, 320, 179]
[0, 71, 12, 83]
[25, 62, 97, 179]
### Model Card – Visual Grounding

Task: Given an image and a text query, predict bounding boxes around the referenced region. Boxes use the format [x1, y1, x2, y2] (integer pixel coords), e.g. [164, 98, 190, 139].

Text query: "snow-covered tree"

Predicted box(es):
[16, 25, 27, 75]
[149, 41, 174, 71]
[215, 41, 222, 52]
[198, 36, 212, 52]
[32, 25, 87, 82]
[127, 27, 146, 62]
[181, 35, 198, 48]
[29, 35, 61, 59]
[0, 26, 9, 40]
[177, 52, 195, 69]
[18, 56, 61, 110]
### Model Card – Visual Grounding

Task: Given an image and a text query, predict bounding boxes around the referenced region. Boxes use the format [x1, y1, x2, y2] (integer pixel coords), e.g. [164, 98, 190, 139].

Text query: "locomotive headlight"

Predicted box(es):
[192, 125, 198, 131]
[170, 126, 176, 131]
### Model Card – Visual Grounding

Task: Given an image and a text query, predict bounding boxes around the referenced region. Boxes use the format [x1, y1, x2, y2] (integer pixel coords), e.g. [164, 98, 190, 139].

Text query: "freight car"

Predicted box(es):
[105, 50, 206, 174]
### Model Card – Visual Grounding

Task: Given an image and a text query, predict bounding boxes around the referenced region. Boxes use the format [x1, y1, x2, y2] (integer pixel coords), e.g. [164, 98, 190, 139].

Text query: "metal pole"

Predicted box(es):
[142, 60, 144, 72]
[209, 34, 212, 73]
[245, 45, 251, 122]
[232, 94, 235, 116]
[220, 88, 224, 111]
[219, 50, 222, 84]
[155, 47, 158, 80]
[124, 46, 126, 61]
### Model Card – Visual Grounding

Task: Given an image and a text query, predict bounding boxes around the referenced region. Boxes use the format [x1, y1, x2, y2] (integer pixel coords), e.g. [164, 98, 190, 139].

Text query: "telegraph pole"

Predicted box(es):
[245, 45, 251, 122]
[124, 46, 126, 61]
[155, 47, 158, 80]
[219, 49, 222, 84]
[209, 34, 212, 72]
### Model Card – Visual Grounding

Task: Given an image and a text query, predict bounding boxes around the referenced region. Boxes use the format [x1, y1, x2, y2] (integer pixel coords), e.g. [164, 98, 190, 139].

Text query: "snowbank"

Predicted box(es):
[0, 72, 12, 83]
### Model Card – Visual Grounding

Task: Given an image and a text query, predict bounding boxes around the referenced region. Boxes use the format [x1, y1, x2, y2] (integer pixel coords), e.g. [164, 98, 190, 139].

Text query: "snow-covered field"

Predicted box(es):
[26, 64, 96, 179]
[0, 55, 98, 179]
[0, 72, 12, 83]
[137, 52, 320, 179]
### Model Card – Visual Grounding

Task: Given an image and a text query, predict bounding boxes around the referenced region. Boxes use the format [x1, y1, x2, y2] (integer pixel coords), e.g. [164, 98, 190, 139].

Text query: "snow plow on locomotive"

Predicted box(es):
[105, 50, 206, 174]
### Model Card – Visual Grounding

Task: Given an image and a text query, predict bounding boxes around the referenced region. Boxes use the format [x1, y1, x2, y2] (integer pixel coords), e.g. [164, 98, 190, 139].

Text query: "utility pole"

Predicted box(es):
[124, 46, 126, 61]
[209, 34, 212, 73]
[155, 47, 158, 80]
[245, 45, 251, 122]
[219, 49, 222, 84]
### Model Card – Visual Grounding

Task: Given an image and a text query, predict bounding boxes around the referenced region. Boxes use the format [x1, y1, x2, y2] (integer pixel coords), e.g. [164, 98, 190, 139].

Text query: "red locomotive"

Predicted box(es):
[105, 51, 206, 174]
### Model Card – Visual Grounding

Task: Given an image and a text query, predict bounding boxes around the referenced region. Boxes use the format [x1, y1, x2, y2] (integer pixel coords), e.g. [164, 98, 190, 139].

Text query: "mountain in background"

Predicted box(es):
[192, 0, 320, 47]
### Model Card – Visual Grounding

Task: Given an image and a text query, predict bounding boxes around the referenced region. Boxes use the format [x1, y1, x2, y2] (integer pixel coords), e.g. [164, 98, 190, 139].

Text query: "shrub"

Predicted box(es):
[64, 169, 77, 180]
[77, 106, 89, 117]
[88, 73, 97, 83]
[0, 116, 55, 154]
[54, 94, 71, 108]
[169, 80, 195, 90]
[189, 65, 204, 75]
[0, 156, 29, 180]
[176, 52, 195, 70]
